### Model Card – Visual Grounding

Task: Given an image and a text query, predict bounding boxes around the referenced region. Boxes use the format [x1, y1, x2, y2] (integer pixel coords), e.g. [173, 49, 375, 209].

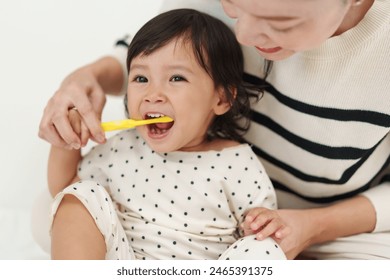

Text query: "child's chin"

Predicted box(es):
[151, 147, 174, 154]
[146, 142, 175, 154]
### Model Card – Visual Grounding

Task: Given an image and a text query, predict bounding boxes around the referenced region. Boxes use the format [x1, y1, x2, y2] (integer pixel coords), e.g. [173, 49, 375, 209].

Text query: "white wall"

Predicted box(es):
[0, 0, 162, 259]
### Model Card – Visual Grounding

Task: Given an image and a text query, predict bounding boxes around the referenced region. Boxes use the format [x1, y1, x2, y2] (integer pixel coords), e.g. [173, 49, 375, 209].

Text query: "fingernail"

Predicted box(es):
[71, 143, 80, 150]
[95, 134, 105, 143]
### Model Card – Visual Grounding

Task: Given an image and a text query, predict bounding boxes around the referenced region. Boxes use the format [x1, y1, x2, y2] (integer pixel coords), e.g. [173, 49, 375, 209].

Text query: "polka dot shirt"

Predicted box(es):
[77, 129, 277, 259]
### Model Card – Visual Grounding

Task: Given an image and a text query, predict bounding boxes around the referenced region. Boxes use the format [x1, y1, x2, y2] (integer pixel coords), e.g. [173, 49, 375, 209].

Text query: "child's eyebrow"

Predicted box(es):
[129, 63, 195, 74]
[164, 64, 194, 74]
[129, 64, 147, 72]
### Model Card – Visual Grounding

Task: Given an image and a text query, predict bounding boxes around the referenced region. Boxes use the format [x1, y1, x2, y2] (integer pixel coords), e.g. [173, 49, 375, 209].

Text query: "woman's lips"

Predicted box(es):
[256, 46, 282, 54]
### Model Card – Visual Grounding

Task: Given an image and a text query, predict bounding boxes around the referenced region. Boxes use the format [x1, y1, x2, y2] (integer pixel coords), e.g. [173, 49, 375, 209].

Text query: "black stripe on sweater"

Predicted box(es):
[251, 111, 371, 160]
[250, 136, 385, 184]
[244, 73, 390, 127]
[272, 152, 390, 204]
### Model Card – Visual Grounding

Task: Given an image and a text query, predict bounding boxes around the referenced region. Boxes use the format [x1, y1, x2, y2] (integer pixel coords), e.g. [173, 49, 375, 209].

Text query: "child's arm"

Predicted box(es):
[48, 146, 81, 197]
[47, 109, 83, 197]
[241, 207, 291, 241]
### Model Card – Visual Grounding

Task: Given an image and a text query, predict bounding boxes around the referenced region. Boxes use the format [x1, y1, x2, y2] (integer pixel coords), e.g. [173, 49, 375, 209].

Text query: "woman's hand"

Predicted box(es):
[241, 207, 319, 259]
[38, 56, 124, 149]
[274, 195, 376, 259]
[273, 209, 318, 259]
[39, 67, 106, 149]
[241, 208, 291, 242]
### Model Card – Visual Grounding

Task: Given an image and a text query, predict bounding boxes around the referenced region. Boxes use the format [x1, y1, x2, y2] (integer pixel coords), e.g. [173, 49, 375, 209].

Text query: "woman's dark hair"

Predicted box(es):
[125, 8, 262, 142]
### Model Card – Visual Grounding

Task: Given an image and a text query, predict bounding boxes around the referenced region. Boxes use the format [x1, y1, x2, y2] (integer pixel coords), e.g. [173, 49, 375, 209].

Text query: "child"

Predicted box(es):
[48, 8, 287, 260]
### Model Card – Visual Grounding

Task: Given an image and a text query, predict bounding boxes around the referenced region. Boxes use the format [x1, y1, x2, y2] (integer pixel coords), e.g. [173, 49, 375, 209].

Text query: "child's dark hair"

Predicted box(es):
[125, 8, 262, 142]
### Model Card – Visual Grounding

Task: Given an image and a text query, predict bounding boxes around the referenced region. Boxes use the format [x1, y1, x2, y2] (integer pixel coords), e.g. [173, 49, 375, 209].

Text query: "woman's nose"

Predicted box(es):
[234, 16, 270, 47]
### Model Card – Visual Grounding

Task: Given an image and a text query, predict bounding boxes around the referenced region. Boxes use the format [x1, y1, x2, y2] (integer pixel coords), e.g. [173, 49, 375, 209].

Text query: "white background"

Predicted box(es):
[0, 0, 163, 259]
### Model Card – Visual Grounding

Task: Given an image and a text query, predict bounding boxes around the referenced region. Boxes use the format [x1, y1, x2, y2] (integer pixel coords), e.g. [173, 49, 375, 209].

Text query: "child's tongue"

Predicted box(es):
[155, 122, 174, 130]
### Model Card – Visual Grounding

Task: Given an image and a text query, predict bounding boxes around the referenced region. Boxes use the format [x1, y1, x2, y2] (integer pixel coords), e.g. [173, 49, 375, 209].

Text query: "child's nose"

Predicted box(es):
[144, 91, 166, 103]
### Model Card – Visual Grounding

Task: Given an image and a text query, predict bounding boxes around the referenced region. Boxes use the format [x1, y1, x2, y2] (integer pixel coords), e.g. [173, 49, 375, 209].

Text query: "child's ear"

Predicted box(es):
[213, 86, 236, 115]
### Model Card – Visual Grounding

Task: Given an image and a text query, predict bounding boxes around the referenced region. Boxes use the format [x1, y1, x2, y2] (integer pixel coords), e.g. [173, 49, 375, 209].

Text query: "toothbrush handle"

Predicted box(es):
[101, 120, 136, 131]
[101, 116, 173, 132]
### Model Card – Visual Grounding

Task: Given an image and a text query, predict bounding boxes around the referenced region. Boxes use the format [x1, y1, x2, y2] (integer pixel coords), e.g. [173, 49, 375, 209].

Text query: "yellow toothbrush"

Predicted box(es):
[101, 116, 173, 132]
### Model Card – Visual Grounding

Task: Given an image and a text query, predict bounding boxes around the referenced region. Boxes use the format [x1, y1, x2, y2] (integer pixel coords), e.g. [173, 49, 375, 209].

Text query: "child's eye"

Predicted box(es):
[170, 75, 187, 82]
[134, 76, 148, 83]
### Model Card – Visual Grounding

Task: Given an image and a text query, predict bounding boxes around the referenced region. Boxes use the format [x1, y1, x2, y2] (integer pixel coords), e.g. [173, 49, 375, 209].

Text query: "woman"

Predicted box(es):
[38, 0, 390, 259]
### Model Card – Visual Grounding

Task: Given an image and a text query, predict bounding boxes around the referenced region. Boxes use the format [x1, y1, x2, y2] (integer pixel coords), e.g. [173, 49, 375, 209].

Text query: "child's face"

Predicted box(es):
[221, 0, 352, 60]
[126, 39, 229, 153]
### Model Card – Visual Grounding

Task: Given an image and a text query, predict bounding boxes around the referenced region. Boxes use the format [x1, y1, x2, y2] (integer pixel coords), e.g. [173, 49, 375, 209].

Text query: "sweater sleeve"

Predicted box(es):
[360, 183, 390, 232]
[106, 35, 132, 96]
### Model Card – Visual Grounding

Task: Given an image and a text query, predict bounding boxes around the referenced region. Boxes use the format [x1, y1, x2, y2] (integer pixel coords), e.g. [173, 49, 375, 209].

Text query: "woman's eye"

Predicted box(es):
[269, 22, 303, 34]
[170, 75, 186, 82]
[134, 76, 148, 83]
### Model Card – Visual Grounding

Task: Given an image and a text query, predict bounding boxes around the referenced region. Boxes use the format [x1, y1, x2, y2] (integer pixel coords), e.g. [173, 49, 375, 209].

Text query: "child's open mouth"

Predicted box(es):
[145, 113, 174, 135]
